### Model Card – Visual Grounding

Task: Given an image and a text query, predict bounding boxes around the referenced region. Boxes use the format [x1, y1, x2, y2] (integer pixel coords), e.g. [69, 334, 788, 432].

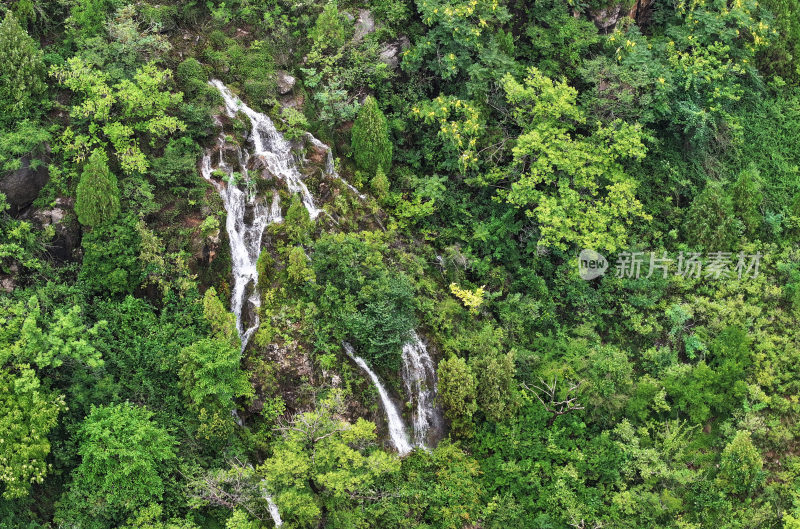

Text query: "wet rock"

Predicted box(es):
[353, 9, 375, 41]
[0, 276, 15, 292]
[0, 156, 50, 215]
[279, 92, 305, 110]
[276, 71, 296, 95]
[306, 138, 329, 167]
[379, 36, 411, 70]
[31, 197, 81, 261]
[588, 3, 625, 32]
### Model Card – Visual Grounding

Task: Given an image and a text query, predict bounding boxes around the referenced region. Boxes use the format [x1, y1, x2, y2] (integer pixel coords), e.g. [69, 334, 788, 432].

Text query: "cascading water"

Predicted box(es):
[200, 140, 281, 350]
[210, 79, 322, 219]
[343, 343, 413, 456]
[401, 332, 444, 448]
[203, 79, 341, 528]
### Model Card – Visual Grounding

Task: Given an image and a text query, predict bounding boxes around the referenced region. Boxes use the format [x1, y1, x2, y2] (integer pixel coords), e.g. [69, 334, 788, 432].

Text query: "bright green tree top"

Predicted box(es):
[75, 148, 121, 227]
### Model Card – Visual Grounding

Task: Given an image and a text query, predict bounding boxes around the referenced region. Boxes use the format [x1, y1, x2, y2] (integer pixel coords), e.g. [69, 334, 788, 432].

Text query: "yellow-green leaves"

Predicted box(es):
[449, 282, 485, 314]
[51, 58, 185, 174]
[0, 367, 64, 499]
[501, 68, 650, 253]
[411, 95, 482, 172]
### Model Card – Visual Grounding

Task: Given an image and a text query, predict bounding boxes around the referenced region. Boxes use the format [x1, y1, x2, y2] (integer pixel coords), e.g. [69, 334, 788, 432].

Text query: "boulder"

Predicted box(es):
[353, 9, 375, 41]
[0, 157, 49, 214]
[378, 36, 411, 70]
[276, 71, 296, 95]
[30, 197, 81, 262]
[588, 3, 625, 32]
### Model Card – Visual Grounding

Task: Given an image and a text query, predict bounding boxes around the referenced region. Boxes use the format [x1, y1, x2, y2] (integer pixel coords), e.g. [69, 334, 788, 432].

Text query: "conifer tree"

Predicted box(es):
[0, 11, 45, 125]
[351, 96, 392, 176]
[75, 149, 121, 227]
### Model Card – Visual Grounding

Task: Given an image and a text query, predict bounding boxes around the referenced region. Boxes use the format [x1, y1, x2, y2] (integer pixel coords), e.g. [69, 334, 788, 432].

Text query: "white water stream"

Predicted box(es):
[203, 79, 339, 528]
[401, 332, 443, 447]
[344, 342, 414, 455]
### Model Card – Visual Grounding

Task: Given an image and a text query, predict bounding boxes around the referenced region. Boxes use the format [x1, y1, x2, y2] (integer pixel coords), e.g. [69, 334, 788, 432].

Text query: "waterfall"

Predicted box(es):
[267, 496, 283, 527]
[343, 343, 413, 456]
[200, 143, 281, 349]
[401, 332, 444, 448]
[203, 79, 340, 349]
[209, 79, 322, 219]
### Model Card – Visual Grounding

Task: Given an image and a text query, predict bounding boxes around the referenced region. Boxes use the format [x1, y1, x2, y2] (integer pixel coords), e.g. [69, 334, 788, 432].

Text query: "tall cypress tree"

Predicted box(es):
[351, 96, 393, 176]
[75, 149, 121, 227]
[0, 11, 45, 125]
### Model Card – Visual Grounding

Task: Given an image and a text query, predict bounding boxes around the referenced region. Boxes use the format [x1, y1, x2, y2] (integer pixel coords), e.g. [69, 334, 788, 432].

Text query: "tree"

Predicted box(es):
[471, 351, 516, 422]
[79, 215, 142, 296]
[287, 246, 315, 287]
[179, 338, 252, 445]
[51, 58, 185, 174]
[0, 11, 45, 125]
[730, 167, 764, 239]
[310, 232, 416, 369]
[283, 194, 313, 245]
[56, 402, 177, 529]
[179, 288, 251, 445]
[0, 367, 64, 499]
[717, 431, 764, 496]
[258, 390, 400, 528]
[500, 67, 650, 253]
[351, 96, 393, 176]
[370, 167, 389, 201]
[310, 1, 347, 50]
[437, 355, 478, 437]
[75, 148, 121, 227]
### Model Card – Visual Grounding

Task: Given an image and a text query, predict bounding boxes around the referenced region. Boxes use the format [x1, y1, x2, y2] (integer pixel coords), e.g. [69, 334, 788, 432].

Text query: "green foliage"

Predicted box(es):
[717, 431, 765, 496]
[370, 167, 389, 200]
[437, 355, 477, 437]
[178, 290, 251, 446]
[259, 390, 399, 528]
[684, 181, 742, 248]
[0, 367, 64, 499]
[471, 350, 516, 422]
[310, 2, 348, 51]
[730, 166, 764, 239]
[79, 215, 142, 296]
[286, 246, 315, 287]
[75, 148, 120, 227]
[176, 58, 206, 95]
[56, 402, 177, 529]
[309, 232, 416, 369]
[0, 11, 45, 125]
[283, 194, 313, 245]
[500, 67, 650, 252]
[51, 58, 185, 174]
[351, 96, 393, 175]
[76, 4, 172, 80]
[0, 193, 45, 275]
[65, 0, 114, 43]
[4, 0, 800, 525]
[0, 119, 50, 173]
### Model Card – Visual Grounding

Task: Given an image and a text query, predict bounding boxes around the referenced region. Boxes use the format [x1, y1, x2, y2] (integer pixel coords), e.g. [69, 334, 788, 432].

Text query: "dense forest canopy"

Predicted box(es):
[1, 0, 800, 527]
